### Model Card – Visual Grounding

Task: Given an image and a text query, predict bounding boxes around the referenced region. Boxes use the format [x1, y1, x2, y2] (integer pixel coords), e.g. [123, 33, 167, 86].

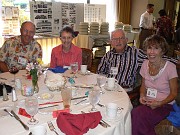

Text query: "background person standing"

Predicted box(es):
[156, 9, 174, 44]
[139, 4, 155, 49]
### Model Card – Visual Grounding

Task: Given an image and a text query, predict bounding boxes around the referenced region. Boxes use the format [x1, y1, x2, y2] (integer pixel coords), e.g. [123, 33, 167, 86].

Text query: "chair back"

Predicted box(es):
[81, 48, 93, 71]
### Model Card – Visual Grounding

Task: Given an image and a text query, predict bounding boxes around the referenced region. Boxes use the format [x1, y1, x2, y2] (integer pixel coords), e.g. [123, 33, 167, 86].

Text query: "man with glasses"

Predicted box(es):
[97, 29, 147, 92]
[0, 21, 42, 72]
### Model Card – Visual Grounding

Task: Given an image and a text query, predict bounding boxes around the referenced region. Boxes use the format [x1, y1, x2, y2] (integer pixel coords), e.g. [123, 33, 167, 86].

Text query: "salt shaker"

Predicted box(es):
[12, 87, 18, 102]
[3, 84, 9, 101]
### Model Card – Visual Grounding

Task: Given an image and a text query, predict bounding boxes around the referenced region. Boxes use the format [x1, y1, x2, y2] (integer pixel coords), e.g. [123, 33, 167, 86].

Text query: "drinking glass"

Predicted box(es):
[89, 89, 100, 112]
[9, 66, 19, 86]
[97, 75, 107, 94]
[25, 96, 39, 125]
[70, 62, 78, 78]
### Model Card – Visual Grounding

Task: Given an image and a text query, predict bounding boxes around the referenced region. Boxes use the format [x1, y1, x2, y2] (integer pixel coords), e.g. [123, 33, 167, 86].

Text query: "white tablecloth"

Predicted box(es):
[0, 70, 132, 135]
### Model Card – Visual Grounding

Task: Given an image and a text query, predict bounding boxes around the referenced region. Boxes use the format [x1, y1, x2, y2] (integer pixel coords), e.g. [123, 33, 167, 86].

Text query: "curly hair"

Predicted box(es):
[143, 34, 168, 54]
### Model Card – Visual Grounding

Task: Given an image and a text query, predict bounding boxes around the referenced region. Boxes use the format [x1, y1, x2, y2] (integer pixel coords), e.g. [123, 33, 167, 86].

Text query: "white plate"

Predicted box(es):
[0, 106, 12, 118]
[103, 83, 120, 91]
[103, 111, 122, 122]
[37, 92, 54, 100]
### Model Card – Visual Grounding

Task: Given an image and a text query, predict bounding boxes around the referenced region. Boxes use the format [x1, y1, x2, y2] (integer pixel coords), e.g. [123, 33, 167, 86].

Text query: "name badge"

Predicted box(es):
[18, 57, 27, 65]
[146, 88, 157, 98]
[110, 67, 118, 75]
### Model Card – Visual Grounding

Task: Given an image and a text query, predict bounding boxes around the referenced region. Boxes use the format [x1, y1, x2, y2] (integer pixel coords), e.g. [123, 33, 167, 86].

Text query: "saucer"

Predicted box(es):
[37, 92, 54, 100]
[103, 111, 122, 122]
[103, 83, 120, 91]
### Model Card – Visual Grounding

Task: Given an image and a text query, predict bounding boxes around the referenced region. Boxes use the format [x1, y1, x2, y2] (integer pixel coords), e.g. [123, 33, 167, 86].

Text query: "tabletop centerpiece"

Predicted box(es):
[26, 58, 43, 93]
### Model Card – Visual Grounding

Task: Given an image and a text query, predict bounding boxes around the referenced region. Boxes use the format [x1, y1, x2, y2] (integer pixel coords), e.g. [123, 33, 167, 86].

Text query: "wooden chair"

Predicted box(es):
[81, 48, 93, 71]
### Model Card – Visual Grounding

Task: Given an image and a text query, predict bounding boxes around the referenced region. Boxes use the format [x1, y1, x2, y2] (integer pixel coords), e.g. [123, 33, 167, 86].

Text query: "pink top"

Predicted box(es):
[50, 44, 82, 69]
[140, 60, 178, 104]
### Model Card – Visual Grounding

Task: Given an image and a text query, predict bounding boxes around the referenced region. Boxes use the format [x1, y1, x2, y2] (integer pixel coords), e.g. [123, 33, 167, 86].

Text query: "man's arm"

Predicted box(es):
[97, 54, 108, 74]
[0, 61, 9, 72]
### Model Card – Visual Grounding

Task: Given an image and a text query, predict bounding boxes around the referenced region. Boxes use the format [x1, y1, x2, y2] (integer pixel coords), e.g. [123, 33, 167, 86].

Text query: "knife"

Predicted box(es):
[10, 110, 29, 130]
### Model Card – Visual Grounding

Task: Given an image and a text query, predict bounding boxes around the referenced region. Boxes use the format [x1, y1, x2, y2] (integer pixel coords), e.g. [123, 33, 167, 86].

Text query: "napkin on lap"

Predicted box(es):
[48, 66, 68, 73]
[56, 112, 102, 135]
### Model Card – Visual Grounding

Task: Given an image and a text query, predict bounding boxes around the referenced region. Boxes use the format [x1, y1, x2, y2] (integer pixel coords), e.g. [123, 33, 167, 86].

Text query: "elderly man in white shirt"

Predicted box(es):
[139, 4, 155, 49]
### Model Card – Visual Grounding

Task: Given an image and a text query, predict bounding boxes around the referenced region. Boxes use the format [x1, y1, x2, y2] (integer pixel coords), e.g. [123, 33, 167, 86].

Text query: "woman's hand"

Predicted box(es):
[139, 96, 147, 105]
[146, 100, 161, 109]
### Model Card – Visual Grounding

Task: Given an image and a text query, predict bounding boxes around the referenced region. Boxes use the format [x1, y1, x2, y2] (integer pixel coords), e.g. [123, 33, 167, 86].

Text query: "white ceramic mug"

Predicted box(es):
[81, 65, 87, 74]
[31, 125, 47, 135]
[107, 78, 117, 88]
[106, 103, 118, 118]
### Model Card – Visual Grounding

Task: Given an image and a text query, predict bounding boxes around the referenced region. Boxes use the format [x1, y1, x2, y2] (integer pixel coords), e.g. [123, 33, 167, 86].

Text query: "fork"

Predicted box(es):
[47, 121, 59, 135]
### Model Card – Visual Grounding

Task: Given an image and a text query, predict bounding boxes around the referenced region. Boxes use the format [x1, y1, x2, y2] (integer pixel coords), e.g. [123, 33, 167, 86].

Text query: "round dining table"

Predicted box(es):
[0, 70, 132, 135]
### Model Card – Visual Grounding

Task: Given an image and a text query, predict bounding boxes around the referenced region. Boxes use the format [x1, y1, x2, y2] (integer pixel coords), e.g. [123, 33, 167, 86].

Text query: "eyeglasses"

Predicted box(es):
[22, 29, 35, 36]
[111, 37, 126, 42]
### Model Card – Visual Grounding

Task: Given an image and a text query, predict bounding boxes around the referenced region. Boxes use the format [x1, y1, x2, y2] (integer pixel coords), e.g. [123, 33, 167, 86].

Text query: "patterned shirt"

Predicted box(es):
[0, 36, 42, 70]
[50, 44, 82, 69]
[156, 16, 173, 42]
[97, 46, 147, 88]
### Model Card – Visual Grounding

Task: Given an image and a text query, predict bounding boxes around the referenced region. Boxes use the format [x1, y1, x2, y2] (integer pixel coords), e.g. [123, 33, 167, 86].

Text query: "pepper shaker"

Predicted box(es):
[3, 84, 9, 101]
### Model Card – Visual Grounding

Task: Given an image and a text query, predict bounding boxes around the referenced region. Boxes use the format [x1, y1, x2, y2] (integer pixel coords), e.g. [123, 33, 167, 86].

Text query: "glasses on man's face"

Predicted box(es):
[22, 29, 35, 36]
[111, 37, 126, 43]
[60, 36, 73, 41]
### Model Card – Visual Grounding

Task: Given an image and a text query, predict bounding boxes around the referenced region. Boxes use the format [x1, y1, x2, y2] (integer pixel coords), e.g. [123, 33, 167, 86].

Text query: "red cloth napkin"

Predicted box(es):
[18, 108, 31, 118]
[52, 109, 70, 118]
[56, 112, 102, 135]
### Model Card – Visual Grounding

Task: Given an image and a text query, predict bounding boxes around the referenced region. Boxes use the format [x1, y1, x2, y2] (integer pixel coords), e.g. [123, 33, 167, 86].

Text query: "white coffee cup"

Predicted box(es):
[31, 125, 47, 135]
[107, 78, 116, 88]
[15, 78, 22, 90]
[81, 65, 87, 74]
[106, 103, 118, 118]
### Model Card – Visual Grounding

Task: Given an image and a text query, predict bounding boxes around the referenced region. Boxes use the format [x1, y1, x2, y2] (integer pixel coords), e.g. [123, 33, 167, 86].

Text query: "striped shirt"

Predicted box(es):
[97, 45, 177, 88]
[97, 46, 146, 88]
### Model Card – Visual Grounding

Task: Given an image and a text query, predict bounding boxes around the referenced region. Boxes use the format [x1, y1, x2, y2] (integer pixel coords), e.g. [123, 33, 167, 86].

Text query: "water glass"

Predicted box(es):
[25, 96, 39, 125]
[70, 62, 78, 78]
[88, 88, 100, 112]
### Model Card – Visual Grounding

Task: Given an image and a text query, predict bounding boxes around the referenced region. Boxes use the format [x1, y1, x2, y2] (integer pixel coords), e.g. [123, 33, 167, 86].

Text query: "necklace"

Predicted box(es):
[148, 60, 164, 76]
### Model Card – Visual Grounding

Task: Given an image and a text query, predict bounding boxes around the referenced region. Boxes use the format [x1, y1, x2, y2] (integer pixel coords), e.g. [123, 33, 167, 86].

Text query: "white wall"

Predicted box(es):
[131, 0, 164, 28]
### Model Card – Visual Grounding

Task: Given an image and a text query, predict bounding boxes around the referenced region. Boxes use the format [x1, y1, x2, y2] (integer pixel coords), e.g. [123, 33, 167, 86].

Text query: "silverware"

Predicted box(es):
[39, 104, 59, 110]
[74, 99, 87, 105]
[47, 121, 59, 135]
[81, 111, 107, 128]
[97, 103, 105, 107]
[101, 119, 111, 127]
[72, 95, 88, 100]
[10, 110, 29, 130]
[4, 109, 13, 117]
